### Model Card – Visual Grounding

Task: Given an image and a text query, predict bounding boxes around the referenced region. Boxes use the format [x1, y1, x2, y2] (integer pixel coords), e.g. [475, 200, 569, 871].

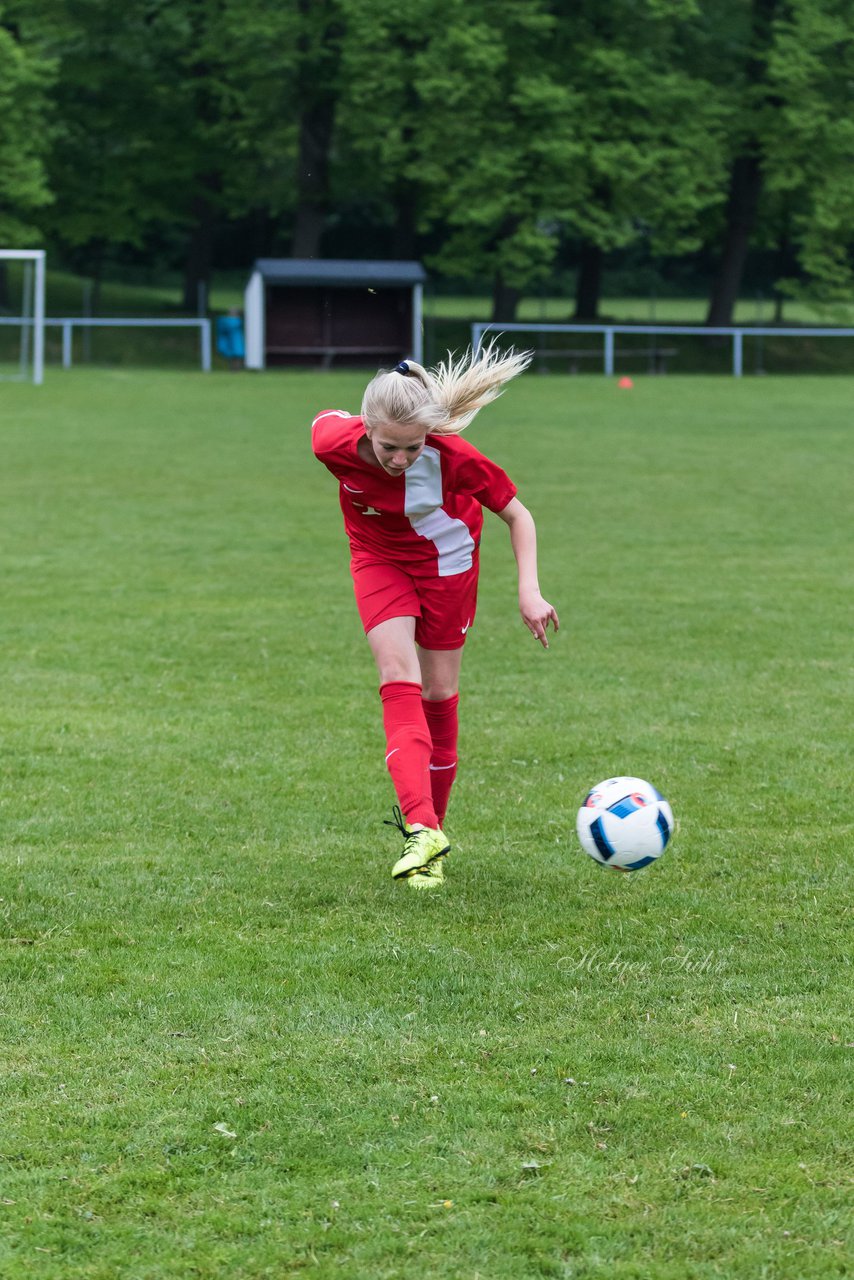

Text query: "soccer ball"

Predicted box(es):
[576, 776, 674, 871]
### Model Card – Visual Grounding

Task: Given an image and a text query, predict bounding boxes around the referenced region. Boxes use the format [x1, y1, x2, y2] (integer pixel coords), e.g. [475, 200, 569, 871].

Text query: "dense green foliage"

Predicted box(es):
[0, 370, 851, 1276]
[1, 0, 853, 317]
[0, 9, 54, 241]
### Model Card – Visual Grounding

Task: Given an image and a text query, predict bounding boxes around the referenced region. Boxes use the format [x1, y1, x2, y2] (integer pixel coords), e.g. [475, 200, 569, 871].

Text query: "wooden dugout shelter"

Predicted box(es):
[243, 259, 426, 370]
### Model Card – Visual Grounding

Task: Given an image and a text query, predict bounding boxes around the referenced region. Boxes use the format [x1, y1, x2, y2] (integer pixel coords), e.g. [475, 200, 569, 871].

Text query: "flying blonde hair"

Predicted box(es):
[361, 340, 532, 436]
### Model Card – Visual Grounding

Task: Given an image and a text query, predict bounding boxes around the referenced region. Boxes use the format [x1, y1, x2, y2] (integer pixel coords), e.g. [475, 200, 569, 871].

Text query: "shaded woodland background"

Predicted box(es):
[2, 0, 853, 322]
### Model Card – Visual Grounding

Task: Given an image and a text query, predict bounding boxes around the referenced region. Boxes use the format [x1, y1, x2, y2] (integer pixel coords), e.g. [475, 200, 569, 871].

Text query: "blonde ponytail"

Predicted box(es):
[361, 341, 532, 436]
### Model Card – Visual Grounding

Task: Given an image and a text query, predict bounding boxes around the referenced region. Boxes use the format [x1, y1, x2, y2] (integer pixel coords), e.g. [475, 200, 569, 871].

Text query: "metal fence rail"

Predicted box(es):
[471, 321, 854, 377]
[0, 316, 212, 373]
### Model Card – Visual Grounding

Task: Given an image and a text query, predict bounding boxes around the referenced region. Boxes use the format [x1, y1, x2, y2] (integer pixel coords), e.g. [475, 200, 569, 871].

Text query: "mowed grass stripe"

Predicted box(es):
[0, 371, 850, 1278]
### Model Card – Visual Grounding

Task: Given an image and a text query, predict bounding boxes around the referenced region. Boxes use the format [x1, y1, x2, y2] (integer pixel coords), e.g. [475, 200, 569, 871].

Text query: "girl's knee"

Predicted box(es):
[421, 680, 458, 702]
[379, 660, 421, 685]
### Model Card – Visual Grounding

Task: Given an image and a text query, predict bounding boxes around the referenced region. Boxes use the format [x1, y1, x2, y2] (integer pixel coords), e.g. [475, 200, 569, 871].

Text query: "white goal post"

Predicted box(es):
[0, 248, 46, 384]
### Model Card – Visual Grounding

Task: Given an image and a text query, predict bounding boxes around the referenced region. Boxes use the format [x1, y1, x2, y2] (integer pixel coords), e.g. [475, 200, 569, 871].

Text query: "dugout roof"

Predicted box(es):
[251, 259, 427, 288]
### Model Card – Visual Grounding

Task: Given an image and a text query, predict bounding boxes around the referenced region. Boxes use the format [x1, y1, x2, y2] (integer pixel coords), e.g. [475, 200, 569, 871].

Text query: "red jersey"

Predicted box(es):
[312, 411, 517, 579]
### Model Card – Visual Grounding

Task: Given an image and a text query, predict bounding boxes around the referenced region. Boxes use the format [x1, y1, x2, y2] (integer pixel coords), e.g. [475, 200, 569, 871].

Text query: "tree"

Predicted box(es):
[288, 0, 343, 257]
[11, 0, 301, 309]
[350, 0, 730, 322]
[333, 0, 435, 261]
[701, 0, 854, 324]
[8, 0, 188, 302]
[169, 0, 301, 300]
[704, 0, 781, 327]
[0, 9, 54, 247]
[764, 0, 854, 309]
[546, 0, 731, 320]
[9, 0, 854, 328]
[411, 1, 585, 320]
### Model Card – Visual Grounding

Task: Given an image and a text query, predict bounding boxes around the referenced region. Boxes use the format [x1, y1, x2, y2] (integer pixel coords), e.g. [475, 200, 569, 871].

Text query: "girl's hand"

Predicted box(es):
[520, 591, 560, 649]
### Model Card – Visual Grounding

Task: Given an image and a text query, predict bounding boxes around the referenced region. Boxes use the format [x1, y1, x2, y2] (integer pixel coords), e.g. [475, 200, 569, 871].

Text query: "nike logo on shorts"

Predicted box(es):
[460, 619, 471, 635]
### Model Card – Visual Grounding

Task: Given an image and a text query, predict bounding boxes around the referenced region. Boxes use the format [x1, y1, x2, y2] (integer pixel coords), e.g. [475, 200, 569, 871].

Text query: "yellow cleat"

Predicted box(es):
[391, 826, 450, 879]
[407, 860, 446, 890]
[384, 806, 450, 883]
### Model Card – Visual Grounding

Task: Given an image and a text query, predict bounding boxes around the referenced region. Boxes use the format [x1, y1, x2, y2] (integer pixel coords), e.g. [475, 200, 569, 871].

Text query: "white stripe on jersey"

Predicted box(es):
[312, 409, 350, 426]
[404, 446, 474, 577]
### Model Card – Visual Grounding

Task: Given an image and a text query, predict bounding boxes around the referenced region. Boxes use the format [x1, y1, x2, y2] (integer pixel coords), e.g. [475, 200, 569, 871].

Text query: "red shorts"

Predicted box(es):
[351, 557, 479, 651]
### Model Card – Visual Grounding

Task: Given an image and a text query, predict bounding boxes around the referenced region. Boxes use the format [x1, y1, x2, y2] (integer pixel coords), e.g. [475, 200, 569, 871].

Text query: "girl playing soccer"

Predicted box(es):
[312, 344, 559, 888]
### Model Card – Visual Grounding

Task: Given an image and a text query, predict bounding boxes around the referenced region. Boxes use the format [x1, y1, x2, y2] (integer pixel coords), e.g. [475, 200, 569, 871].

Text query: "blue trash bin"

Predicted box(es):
[216, 312, 245, 365]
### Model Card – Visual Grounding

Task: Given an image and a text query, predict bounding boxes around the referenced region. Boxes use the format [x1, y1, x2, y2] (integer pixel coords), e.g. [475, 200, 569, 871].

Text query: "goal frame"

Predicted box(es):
[0, 248, 46, 384]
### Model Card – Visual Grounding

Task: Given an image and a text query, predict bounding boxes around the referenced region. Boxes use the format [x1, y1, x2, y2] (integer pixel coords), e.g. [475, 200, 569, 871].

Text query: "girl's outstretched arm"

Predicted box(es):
[496, 497, 560, 649]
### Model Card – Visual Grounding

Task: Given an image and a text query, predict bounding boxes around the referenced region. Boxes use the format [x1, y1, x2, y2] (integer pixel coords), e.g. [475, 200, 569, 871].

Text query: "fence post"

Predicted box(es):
[62, 322, 73, 369]
[412, 284, 423, 363]
[200, 319, 211, 372]
[604, 328, 615, 376]
[733, 330, 743, 378]
[33, 253, 46, 385]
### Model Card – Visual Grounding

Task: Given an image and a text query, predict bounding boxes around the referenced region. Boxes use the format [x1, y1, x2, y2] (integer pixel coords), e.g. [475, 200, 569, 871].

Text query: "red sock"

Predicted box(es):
[379, 681, 439, 828]
[422, 694, 459, 827]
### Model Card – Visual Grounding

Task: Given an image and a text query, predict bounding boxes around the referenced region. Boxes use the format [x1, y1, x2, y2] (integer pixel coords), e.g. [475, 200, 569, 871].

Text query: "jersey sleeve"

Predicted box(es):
[311, 409, 354, 464]
[446, 436, 517, 513]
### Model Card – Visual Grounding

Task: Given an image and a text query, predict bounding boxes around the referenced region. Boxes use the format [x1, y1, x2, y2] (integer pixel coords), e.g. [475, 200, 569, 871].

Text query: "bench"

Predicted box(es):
[536, 347, 679, 374]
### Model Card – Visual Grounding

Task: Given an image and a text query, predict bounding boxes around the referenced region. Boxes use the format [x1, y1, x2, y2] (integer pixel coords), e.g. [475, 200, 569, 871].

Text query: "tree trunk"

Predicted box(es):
[91, 264, 103, 317]
[291, 96, 336, 257]
[705, 152, 764, 327]
[573, 242, 603, 320]
[182, 186, 218, 313]
[705, 0, 779, 327]
[390, 190, 417, 260]
[87, 242, 105, 315]
[290, 0, 341, 259]
[491, 273, 521, 323]
[772, 224, 791, 323]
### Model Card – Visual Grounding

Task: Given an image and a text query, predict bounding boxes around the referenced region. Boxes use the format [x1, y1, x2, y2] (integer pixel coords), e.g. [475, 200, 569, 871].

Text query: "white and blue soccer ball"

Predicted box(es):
[576, 776, 674, 871]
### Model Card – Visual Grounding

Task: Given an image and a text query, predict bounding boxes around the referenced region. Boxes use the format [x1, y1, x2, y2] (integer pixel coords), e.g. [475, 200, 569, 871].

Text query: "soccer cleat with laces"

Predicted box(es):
[385, 806, 450, 881]
[407, 859, 446, 890]
[384, 804, 412, 841]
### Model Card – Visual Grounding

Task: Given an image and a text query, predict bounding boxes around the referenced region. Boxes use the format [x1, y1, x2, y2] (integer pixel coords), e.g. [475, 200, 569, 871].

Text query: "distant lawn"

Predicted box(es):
[3, 260, 853, 375]
[0, 369, 851, 1277]
[4, 260, 853, 378]
[422, 293, 854, 327]
[3, 260, 851, 328]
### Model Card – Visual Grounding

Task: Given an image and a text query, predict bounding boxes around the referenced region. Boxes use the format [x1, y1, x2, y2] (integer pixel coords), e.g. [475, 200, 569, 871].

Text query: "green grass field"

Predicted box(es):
[1, 370, 851, 1278]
